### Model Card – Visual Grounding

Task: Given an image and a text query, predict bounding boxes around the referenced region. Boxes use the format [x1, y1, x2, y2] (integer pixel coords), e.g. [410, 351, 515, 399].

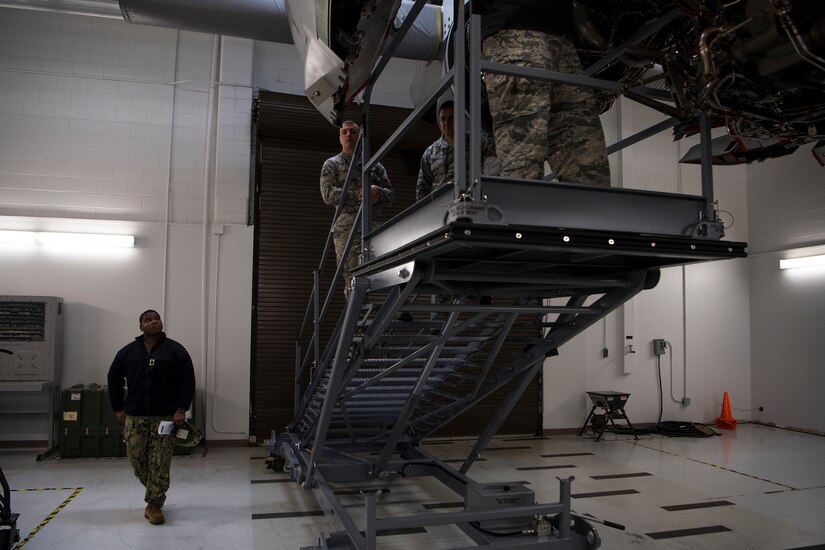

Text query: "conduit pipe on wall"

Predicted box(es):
[198, 36, 246, 437]
[677, 140, 689, 405]
[207, 228, 247, 435]
[160, 30, 180, 328]
[615, 98, 637, 375]
[200, 34, 221, 438]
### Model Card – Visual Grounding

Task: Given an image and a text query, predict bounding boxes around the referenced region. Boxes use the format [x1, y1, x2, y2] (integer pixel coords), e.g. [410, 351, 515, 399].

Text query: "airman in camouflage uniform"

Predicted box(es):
[320, 120, 393, 295]
[416, 100, 500, 201]
[475, 1, 610, 186]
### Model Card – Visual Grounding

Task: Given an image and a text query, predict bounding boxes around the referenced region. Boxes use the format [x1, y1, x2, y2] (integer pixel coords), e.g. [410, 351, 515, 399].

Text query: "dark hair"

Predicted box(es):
[139, 309, 159, 323]
[438, 99, 454, 113]
[340, 120, 360, 129]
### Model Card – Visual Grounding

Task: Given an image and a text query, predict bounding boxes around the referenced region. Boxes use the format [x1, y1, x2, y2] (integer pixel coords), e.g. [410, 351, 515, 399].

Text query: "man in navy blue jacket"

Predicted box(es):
[107, 309, 195, 525]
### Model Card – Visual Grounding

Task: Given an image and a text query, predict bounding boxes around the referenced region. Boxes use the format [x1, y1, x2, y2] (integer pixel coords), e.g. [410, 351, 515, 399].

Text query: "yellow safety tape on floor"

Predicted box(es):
[625, 439, 798, 491]
[11, 487, 83, 549]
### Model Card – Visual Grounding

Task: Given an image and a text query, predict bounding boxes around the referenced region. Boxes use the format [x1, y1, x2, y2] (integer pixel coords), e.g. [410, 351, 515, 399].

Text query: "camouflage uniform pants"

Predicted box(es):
[124, 415, 174, 505]
[332, 228, 363, 297]
[333, 221, 380, 298]
[482, 30, 610, 186]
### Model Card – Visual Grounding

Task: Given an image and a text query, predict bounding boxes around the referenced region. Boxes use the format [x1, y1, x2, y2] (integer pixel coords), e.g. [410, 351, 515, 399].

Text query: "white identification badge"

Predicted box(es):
[175, 428, 189, 440]
[149, 358, 155, 366]
[158, 420, 174, 435]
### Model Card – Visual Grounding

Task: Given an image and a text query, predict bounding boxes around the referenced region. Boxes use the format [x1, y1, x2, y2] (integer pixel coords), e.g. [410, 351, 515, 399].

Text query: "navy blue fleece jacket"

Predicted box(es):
[107, 332, 195, 416]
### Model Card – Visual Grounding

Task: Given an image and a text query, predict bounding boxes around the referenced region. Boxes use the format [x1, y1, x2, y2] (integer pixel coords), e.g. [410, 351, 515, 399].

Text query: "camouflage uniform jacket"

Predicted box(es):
[320, 152, 393, 231]
[416, 133, 497, 200]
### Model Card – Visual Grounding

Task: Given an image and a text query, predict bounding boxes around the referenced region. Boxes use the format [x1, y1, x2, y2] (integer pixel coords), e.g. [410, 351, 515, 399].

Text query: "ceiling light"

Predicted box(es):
[0, 230, 37, 245]
[0, 230, 135, 248]
[779, 254, 825, 270]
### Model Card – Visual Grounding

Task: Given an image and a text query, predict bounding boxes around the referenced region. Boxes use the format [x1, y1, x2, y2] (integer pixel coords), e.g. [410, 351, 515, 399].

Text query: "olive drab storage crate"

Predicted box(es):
[59, 383, 198, 457]
[58, 426, 125, 459]
[60, 383, 119, 429]
[59, 384, 124, 458]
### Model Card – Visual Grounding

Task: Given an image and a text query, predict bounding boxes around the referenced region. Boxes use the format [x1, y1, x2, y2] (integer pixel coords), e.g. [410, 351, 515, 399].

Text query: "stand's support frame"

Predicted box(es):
[272, 2, 746, 549]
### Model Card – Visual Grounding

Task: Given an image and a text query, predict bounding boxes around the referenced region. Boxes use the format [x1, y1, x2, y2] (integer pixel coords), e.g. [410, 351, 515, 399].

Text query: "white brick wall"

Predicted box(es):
[166, 32, 211, 224]
[215, 37, 253, 225]
[252, 41, 305, 96]
[8, 6, 795, 236]
[0, 10, 254, 225]
[746, 144, 825, 253]
[1, 8, 431, 226]
[0, 9, 177, 221]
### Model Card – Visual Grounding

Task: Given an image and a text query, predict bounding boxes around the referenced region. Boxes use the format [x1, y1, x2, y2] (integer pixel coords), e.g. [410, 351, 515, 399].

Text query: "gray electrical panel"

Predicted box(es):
[0, 296, 64, 383]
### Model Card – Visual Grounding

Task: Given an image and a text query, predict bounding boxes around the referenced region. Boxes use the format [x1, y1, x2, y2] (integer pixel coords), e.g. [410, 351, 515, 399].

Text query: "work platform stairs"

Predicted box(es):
[286, 205, 683, 476]
[278, 172, 747, 482]
[293, 291, 551, 449]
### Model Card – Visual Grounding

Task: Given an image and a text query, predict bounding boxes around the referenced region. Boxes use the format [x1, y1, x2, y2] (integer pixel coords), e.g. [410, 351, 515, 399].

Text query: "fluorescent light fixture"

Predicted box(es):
[37, 232, 134, 248]
[0, 230, 37, 245]
[779, 254, 825, 269]
[0, 230, 134, 248]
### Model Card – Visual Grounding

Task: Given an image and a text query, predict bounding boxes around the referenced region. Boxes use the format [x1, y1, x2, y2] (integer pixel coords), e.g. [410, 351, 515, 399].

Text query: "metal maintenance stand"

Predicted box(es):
[578, 391, 638, 442]
[268, 2, 745, 549]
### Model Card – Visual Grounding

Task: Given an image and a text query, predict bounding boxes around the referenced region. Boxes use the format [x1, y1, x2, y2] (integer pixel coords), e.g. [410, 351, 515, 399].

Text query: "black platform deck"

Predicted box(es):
[283, 179, 745, 472]
[270, 178, 745, 550]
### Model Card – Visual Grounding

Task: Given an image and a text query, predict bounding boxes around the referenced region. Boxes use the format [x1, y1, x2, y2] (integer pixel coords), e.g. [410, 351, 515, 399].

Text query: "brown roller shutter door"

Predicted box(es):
[252, 91, 540, 442]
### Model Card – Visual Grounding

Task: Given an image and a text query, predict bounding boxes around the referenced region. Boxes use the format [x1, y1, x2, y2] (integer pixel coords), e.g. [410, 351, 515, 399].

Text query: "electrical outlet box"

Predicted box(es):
[653, 339, 667, 356]
[681, 397, 691, 406]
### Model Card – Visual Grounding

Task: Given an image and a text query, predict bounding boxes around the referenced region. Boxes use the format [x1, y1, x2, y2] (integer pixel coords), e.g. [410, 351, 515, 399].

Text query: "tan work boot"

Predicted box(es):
[144, 502, 164, 525]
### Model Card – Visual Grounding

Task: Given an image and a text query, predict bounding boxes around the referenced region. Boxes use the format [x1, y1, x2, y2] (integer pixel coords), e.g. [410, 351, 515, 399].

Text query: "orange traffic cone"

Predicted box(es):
[716, 392, 737, 430]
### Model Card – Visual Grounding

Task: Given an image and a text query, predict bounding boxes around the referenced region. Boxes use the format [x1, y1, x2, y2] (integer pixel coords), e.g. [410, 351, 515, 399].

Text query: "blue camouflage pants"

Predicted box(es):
[124, 415, 174, 505]
[483, 30, 610, 186]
